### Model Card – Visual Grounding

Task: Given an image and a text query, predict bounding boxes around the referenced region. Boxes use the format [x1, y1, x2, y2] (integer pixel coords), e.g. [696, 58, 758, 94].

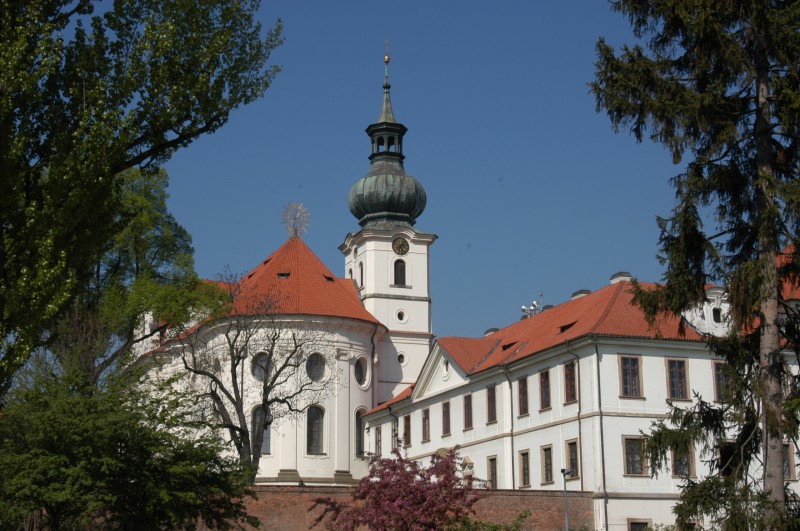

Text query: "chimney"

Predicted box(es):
[609, 271, 633, 284]
[571, 289, 591, 300]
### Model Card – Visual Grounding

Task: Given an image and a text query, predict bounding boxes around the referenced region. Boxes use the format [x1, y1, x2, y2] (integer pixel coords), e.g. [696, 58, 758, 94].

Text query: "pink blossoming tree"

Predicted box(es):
[313, 447, 481, 530]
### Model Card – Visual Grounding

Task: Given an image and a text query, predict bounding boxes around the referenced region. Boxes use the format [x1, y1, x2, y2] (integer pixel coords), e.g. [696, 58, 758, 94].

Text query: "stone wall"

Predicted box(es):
[237, 485, 594, 530]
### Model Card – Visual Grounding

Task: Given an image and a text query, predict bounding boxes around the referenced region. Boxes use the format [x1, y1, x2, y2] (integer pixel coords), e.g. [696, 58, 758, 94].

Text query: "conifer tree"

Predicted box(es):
[592, 2, 800, 528]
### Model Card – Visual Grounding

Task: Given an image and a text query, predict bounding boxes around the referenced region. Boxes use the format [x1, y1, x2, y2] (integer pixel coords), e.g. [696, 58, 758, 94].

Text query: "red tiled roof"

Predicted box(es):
[439, 281, 703, 375]
[367, 384, 415, 414]
[230, 237, 380, 324]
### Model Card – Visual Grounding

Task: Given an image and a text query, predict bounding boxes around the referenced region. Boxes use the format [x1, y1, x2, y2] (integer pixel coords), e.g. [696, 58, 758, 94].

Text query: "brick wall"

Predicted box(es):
[235, 486, 594, 530]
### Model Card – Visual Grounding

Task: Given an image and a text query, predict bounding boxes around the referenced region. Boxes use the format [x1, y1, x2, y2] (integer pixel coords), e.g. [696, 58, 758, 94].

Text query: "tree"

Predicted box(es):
[0, 0, 282, 390]
[592, 1, 800, 528]
[162, 276, 338, 484]
[312, 448, 483, 531]
[0, 355, 258, 530]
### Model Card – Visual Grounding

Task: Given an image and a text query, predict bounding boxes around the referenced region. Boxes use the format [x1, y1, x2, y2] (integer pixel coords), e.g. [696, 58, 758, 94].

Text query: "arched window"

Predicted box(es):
[394, 259, 406, 286]
[355, 409, 366, 457]
[307, 406, 325, 455]
[348, 268, 353, 279]
[359, 262, 364, 288]
[252, 407, 272, 455]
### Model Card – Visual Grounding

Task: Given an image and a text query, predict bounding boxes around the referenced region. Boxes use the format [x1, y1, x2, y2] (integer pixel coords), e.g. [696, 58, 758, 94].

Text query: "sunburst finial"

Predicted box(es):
[282, 202, 309, 238]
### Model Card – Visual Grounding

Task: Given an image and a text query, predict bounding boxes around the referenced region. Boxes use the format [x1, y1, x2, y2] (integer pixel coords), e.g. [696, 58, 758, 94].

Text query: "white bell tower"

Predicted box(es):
[340, 50, 436, 402]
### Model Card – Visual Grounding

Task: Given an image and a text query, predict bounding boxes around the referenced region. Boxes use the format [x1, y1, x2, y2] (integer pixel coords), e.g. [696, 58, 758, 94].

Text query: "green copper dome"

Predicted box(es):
[348, 53, 426, 229]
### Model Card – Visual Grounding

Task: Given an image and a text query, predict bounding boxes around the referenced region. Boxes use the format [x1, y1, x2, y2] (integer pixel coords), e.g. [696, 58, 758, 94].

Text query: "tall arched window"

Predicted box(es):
[359, 263, 364, 288]
[252, 407, 272, 455]
[307, 406, 325, 455]
[394, 259, 406, 286]
[355, 409, 366, 457]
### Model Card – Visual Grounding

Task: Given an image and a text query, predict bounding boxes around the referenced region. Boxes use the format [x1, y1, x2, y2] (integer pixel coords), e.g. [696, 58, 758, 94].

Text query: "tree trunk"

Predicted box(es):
[754, 26, 785, 525]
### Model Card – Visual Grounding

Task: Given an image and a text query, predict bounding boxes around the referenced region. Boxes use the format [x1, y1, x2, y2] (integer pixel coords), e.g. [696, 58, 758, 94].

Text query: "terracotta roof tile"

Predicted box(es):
[439, 281, 703, 376]
[232, 237, 379, 325]
[367, 384, 414, 414]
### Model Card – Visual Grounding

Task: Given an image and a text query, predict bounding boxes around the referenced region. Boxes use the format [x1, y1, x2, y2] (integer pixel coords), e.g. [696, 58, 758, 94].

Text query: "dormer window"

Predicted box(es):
[394, 259, 406, 286]
[277, 272, 289, 279]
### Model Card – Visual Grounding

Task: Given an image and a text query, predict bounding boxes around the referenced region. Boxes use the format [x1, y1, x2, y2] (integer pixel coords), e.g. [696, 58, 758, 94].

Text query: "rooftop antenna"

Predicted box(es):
[521, 292, 544, 319]
[282, 202, 309, 238]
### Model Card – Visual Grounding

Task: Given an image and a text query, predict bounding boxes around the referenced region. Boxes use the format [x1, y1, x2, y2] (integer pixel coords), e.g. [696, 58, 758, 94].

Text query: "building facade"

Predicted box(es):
[142, 56, 799, 530]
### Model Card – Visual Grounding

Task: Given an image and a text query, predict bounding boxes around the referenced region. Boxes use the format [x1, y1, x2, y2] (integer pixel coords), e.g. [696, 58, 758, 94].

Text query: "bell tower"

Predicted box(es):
[340, 48, 436, 402]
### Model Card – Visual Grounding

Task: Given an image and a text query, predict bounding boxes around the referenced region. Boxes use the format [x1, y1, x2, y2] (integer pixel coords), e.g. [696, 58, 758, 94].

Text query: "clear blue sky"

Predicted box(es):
[165, 1, 683, 339]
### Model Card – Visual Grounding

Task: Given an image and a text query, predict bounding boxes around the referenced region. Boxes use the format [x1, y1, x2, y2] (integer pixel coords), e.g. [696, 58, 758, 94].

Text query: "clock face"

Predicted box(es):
[392, 237, 409, 256]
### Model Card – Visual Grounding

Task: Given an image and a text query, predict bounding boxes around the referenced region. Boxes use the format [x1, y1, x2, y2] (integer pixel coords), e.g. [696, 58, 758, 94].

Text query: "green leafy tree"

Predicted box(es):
[0, 0, 282, 390]
[592, 1, 800, 528]
[0, 355, 258, 530]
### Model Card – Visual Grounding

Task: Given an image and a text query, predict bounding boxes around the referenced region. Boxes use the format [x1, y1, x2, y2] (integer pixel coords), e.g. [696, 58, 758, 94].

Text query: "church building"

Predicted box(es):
[143, 54, 800, 531]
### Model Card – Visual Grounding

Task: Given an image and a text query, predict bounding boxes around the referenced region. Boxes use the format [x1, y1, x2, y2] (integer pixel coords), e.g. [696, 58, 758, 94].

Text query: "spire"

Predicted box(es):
[377, 40, 397, 123]
[347, 46, 427, 230]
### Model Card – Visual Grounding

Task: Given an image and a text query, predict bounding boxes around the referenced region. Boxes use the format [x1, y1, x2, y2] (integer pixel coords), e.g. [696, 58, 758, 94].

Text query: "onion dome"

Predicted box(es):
[348, 49, 427, 229]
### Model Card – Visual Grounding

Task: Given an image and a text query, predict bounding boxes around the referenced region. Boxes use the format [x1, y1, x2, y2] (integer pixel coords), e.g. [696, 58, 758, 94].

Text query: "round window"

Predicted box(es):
[396, 309, 408, 324]
[306, 353, 326, 382]
[354, 357, 367, 386]
[397, 352, 406, 366]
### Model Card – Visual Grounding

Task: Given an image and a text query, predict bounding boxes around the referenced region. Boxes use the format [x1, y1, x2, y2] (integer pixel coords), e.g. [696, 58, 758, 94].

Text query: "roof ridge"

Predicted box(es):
[588, 281, 626, 334]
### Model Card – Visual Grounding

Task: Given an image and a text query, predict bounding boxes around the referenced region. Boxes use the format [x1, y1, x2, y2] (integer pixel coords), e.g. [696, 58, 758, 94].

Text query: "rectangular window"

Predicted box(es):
[519, 450, 530, 487]
[421, 409, 430, 442]
[463, 394, 473, 430]
[719, 442, 740, 478]
[374, 426, 382, 456]
[487, 385, 497, 423]
[628, 520, 652, 531]
[714, 361, 730, 402]
[403, 415, 411, 447]
[487, 456, 498, 489]
[619, 355, 642, 397]
[666, 358, 689, 400]
[623, 437, 647, 476]
[672, 445, 694, 478]
[391, 419, 399, 449]
[539, 370, 551, 410]
[564, 361, 577, 403]
[785, 444, 796, 481]
[442, 401, 451, 436]
[518, 376, 529, 416]
[541, 445, 553, 484]
[566, 440, 579, 479]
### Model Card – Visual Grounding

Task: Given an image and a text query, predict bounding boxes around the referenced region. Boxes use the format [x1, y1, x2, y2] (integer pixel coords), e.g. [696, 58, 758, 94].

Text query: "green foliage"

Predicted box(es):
[0, 0, 282, 390]
[593, 1, 800, 527]
[0, 356, 258, 530]
[447, 510, 532, 531]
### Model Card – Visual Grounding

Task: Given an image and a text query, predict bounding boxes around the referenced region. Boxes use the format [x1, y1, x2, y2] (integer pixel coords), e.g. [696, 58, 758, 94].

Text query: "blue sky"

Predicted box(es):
[164, 1, 684, 339]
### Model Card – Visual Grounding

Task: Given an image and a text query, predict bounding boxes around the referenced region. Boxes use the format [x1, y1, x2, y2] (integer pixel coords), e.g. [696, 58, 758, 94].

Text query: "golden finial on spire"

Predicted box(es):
[384, 39, 390, 64]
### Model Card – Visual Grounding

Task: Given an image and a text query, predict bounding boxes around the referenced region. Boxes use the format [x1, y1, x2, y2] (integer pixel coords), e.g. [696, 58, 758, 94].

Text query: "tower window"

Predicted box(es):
[712, 307, 722, 323]
[359, 263, 364, 288]
[394, 259, 406, 286]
